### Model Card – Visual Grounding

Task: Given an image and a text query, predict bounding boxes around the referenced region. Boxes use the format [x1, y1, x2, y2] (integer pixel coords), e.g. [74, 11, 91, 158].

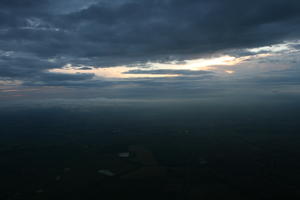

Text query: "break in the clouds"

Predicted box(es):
[1, 0, 300, 93]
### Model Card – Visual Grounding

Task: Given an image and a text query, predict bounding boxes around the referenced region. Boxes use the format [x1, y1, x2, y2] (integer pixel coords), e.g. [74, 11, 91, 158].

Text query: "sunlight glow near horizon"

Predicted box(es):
[45, 41, 300, 80]
[0, 42, 299, 98]
[49, 55, 256, 79]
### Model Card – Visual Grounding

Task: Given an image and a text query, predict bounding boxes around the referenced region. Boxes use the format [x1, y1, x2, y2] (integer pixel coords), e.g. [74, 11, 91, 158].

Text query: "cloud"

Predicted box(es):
[0, 56, 58, 78]
[1, 0, 300, 85]
[37, 72, 95, 81]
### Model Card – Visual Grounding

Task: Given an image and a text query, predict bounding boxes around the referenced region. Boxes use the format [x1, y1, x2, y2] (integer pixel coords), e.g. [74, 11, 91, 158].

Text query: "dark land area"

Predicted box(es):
[1, 101, 300, 199]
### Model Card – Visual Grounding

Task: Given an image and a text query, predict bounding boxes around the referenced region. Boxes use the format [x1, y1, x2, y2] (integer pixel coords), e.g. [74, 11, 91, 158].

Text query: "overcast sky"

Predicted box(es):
[1, 0, 300, 103]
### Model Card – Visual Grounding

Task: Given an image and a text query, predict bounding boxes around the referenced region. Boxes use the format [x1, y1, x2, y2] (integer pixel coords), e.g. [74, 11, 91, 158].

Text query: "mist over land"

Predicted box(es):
[2, 94, 300, 199]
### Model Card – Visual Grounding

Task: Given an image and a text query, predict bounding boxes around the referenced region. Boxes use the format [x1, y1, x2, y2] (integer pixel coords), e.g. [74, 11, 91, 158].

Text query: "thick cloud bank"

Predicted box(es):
[0, 0, 300, 85]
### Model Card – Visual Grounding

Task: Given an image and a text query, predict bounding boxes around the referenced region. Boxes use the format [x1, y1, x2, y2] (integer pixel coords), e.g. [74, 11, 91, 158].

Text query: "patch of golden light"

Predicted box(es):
[48, 53, 272, 79]
[150, 55, 238, 71]
[225, 70, 235, 74]
[49, 66, 179, 79]
[218, 53, 271, 68]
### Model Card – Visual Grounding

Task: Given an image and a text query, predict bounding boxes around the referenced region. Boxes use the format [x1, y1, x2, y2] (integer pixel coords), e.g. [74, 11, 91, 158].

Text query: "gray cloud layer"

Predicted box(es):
[1, 0, 300, 85]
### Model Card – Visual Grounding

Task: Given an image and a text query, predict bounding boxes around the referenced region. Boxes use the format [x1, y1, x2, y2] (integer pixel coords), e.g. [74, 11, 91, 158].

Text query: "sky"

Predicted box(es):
[1, 0, 300, 105]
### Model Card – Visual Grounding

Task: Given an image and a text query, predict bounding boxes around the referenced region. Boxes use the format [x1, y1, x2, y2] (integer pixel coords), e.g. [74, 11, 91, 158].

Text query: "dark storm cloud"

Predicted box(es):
[0, 56, 57, 78]
[78, 66, 94, 70]
[1, 0, 300, 84]
[37, 72, 94, 82]
[0, 52, 95, 85]
[22, 72, 97, 86]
